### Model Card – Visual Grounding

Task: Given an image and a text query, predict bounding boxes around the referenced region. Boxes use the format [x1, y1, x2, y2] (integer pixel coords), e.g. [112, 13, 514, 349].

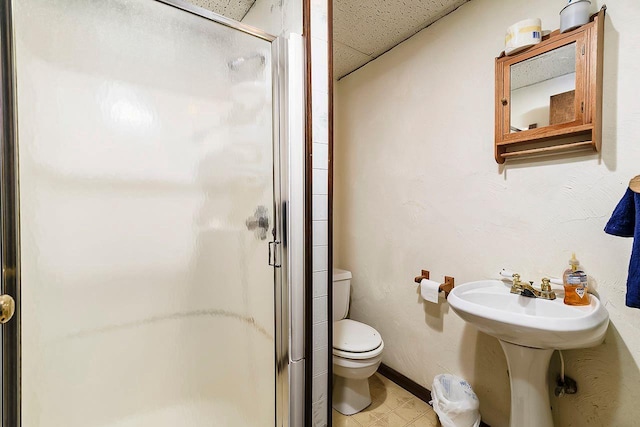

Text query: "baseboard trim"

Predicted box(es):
[377, 364, 432, 404]
[377, 363, 491, 427]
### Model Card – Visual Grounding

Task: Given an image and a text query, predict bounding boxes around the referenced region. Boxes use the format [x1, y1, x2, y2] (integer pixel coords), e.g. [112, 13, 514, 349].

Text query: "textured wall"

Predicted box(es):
[334, 0, 640, 426]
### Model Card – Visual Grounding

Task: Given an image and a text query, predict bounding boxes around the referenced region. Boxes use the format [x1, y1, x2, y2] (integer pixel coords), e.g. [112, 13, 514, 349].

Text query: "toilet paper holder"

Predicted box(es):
[413, 270, 455, 299]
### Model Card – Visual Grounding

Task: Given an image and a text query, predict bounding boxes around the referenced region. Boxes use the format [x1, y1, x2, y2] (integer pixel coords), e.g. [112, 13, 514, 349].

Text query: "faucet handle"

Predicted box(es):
[512, 273, 521, 282]
[541, 278, 552, 292]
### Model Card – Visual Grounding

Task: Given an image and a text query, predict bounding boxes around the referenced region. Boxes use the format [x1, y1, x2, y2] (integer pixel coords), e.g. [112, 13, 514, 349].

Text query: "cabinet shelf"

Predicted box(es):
[499, 141, 594, 161]
[496, 123, 592, 146]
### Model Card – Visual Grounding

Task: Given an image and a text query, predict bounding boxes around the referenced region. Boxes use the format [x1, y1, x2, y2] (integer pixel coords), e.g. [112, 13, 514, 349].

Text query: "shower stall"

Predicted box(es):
[0, 0, 303, 425]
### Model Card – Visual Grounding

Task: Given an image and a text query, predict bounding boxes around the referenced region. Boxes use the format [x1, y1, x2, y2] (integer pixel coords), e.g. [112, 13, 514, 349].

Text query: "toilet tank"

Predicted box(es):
[332, 268, 352, 321]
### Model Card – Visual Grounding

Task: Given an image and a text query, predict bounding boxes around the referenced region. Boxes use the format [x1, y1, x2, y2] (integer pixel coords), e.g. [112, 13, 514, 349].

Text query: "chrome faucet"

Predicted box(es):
[510, 274, 556, 300]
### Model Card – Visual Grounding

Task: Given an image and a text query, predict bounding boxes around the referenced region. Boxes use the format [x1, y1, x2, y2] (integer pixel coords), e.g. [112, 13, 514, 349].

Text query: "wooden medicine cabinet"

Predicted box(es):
[494, 7, 605, 163]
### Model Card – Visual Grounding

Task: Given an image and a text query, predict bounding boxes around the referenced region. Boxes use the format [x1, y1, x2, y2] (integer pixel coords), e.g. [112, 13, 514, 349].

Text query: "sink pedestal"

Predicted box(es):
[448, 279, 609, 427]
[500, 340, 554, 427]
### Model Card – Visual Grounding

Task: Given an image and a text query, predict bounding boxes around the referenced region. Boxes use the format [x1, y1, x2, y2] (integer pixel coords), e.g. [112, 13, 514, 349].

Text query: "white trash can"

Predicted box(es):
[430, 374, 481, 427]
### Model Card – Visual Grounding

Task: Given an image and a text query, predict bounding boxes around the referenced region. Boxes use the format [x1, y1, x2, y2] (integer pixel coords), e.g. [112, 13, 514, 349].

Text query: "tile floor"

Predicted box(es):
[332, 373, 440, 427]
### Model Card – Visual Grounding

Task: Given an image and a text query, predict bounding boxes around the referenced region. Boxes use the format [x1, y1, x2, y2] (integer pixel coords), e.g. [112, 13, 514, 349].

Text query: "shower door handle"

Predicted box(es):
[245, 205, 270, 240]
[0, 294, 15, 324]
[269, 241, 281, 268]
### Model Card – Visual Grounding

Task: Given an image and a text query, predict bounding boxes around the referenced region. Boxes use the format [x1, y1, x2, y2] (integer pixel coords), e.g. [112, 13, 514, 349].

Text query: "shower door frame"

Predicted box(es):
[0, 0, 294, 425]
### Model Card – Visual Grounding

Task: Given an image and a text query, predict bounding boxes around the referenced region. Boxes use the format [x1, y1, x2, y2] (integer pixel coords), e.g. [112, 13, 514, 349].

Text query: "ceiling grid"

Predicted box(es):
[187, 0, 257, 21]
[333, 0, 470, 79]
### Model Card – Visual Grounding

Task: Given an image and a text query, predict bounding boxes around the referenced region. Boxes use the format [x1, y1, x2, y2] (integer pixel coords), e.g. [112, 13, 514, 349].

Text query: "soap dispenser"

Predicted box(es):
[563, 253, 589, 306]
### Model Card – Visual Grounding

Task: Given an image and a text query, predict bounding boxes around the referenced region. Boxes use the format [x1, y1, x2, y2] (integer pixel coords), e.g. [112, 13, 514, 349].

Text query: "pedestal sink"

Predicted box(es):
[447, 280, 609, 427]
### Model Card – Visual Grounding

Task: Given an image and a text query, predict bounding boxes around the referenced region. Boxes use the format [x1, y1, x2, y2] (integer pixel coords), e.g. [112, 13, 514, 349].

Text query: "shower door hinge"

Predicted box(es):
[269, 241, 282, 267]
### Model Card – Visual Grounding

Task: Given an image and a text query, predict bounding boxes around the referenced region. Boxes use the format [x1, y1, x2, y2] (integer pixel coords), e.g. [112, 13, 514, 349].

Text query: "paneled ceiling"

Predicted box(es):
[188, 0, 256, 21]
[187, 0, 471, 80]
[334, 0, 470, 79]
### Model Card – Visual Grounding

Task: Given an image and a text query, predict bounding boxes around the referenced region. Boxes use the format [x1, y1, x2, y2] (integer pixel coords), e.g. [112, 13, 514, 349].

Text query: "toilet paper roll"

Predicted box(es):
[420, 278, 441, 303]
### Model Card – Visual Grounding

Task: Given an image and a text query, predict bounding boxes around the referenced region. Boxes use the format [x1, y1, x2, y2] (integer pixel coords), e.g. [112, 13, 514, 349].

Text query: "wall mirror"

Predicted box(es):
[510, 42, 577, 132]
[494, 7, 605, 164]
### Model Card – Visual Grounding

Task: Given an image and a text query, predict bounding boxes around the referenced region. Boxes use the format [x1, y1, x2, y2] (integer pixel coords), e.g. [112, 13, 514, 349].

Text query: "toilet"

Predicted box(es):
[332, 268, 384, 415]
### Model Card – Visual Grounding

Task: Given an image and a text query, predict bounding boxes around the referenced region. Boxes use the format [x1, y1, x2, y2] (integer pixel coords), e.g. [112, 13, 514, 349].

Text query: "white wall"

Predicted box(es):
[335, 1, 640, 426]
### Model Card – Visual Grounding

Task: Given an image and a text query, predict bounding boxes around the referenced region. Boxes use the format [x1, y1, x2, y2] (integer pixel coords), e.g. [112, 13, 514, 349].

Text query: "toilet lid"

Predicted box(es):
[333, 319, 382, 353]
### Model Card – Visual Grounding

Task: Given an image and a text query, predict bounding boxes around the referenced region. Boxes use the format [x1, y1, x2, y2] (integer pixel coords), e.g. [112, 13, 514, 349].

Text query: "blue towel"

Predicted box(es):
[604, 187, 640, 308]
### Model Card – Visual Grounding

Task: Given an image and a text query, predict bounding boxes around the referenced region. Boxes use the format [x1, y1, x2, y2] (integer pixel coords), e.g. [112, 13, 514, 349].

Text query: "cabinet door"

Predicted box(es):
[499, 31, 589, 143]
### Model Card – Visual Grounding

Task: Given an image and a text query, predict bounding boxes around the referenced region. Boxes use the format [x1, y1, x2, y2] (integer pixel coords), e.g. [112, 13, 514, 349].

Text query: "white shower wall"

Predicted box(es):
[15, 1, 277, 425]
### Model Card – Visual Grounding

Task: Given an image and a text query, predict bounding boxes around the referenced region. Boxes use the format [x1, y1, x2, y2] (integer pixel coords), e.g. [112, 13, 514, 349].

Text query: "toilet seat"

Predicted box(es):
[333, 319, 384, 360]
[333, 345, 384, 360]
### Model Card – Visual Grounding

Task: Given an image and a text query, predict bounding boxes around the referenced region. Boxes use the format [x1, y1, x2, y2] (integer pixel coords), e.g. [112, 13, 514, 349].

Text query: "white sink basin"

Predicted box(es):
[447, 280, 609, 349]
[448, 279, 610, 427]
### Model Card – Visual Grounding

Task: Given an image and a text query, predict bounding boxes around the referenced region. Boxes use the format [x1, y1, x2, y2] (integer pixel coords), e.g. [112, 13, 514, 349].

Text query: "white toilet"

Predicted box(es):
[332, 268, 384, 415]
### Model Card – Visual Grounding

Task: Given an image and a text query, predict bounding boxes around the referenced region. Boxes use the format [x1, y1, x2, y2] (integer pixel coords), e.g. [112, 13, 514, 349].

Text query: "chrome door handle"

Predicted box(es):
[0, 294, 15, 324]
[269, 240, 281, 267]
[245, 205, 270, 240]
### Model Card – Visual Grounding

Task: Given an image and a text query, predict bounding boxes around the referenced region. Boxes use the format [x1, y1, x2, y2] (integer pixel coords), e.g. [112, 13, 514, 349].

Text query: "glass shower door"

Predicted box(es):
[2, 0, 283, 426]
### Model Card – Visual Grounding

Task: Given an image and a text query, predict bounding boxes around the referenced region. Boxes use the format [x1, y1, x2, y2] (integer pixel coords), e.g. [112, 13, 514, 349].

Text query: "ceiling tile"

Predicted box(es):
[334, 0, 469, 77]
[333, 41, 372, 80]
[187, 0, 256, 21]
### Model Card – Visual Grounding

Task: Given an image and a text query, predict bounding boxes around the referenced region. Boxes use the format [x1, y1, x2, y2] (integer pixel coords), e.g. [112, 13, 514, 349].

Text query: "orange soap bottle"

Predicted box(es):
[563, 253, 589, 306]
